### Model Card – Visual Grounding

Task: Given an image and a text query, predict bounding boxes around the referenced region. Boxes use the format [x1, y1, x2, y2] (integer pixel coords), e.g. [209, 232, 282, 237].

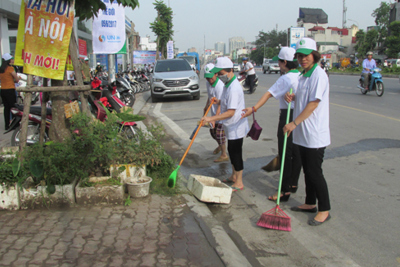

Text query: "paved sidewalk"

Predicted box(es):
[0, 195, 224, 267]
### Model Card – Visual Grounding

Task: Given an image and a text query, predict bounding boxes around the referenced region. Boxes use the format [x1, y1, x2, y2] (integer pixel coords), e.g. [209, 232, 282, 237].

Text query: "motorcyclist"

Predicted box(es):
[242, 57, 256, 94]
[362, 51, 376, 90]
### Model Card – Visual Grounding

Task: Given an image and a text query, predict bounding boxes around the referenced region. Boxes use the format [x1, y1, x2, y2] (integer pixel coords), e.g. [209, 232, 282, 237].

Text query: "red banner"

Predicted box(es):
[78, 38, 87, 58]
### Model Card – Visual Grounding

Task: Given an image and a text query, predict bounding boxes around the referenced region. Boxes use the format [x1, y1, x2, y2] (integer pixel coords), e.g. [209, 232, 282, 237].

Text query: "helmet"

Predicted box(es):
[97, 62, 100, 65]
[242, 57, 248, 61]
[366, 51, 373, 56]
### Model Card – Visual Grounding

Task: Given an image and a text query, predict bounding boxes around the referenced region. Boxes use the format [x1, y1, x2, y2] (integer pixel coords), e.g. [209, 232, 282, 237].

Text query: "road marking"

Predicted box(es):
[331, 103, 400, 122]
[153, 103, 190, 139]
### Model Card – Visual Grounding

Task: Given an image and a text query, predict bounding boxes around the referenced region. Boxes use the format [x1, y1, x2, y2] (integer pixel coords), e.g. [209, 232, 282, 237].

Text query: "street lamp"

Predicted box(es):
[347, 19, 359, 28]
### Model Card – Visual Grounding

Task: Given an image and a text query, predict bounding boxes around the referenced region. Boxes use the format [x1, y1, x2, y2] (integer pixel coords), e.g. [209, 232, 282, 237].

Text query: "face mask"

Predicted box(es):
[218, 74, 230, 84]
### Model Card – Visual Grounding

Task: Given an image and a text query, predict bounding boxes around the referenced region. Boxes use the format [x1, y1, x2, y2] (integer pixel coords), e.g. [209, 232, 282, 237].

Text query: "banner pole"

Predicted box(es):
[108, 54, 116, 84]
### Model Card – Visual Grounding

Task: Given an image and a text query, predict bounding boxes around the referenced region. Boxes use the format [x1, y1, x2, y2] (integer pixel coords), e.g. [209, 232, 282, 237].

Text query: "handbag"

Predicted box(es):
[247, 107, 262, 140]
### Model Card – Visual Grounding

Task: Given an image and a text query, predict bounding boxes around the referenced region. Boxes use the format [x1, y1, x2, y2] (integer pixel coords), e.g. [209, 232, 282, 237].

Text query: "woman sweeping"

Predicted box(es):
[283, 38, 331, 226]
[242, 47, 302, 202]
[203, 57, 249, 192]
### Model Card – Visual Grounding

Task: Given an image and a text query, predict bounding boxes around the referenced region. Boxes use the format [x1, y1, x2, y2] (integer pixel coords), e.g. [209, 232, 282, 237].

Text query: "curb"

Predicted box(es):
[137, 93, 251, 267]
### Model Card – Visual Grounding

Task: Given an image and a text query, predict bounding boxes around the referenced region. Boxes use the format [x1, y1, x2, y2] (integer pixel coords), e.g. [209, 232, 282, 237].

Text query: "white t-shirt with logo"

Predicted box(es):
[268, 70, 300, 109]
[220, 77, 249, 140]
[293, 65, 330, 148]
[244, 62, 255, 75]
[206, 78, 225, 117]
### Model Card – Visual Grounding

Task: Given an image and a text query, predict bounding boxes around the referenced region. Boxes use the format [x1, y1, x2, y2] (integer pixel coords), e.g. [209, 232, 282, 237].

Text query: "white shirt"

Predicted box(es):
[220, 76, 249, 140]
[293, 64, 330, 148]
[244, 62, 255, 75]
[206, 77, 225, 118]
[268, 70, 300, 109]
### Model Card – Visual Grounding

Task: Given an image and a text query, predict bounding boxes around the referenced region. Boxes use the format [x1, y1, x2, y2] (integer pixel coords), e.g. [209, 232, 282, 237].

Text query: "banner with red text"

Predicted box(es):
[15, 0, 75, 80]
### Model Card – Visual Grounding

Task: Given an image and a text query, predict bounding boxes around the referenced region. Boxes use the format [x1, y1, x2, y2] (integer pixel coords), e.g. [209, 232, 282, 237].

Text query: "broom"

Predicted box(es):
[257, 88, 293, 231]
[167, 97, 216, 188]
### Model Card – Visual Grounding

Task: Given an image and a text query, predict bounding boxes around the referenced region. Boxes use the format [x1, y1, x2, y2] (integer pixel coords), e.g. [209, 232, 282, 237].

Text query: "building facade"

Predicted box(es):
[214, 42, 226, 55]
[229, 37, 245, 54]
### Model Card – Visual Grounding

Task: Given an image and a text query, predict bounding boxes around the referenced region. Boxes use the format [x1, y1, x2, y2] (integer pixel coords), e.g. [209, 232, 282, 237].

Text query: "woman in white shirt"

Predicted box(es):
[283, 38, 331, 226]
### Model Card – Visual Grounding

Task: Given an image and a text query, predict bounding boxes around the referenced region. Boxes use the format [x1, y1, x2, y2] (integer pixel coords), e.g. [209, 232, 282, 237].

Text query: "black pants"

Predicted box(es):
[227, 138, 244, 171]
[1, 89, 16, 129]
[277, 109, 302, 192]
[246, 74, 255, 93]
[298, 146, 330, 211]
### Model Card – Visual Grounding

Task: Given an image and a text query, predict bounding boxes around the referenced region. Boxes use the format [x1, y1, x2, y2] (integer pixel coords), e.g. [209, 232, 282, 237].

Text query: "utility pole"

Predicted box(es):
[342, 0, 347, 28]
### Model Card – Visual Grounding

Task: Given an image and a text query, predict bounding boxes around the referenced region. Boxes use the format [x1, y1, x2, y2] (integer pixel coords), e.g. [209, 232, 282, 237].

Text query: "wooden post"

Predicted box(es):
[39, 78, 48, 145]
[69, 28, 91, 117]
[18, 75, 33, 154]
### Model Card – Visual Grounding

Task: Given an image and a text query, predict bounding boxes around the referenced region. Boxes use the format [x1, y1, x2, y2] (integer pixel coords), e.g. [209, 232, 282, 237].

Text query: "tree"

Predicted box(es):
[47, 0, 140, 142]
[73, 0, 139, 21]
[250, 29, 286, 64]
[150, 1, 173, 59]
[354, 29, 378, 57]
[385, 21, 400, 58]
[372, 1, 390, 52]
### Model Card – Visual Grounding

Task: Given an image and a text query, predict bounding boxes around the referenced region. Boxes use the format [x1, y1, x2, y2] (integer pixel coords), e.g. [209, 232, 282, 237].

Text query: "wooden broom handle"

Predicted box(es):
[179, 97, 216, 166]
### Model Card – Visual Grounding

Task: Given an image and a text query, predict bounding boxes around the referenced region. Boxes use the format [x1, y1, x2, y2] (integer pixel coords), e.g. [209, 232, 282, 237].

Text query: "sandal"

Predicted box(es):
[214, 156, 229, 163]
[222, 178, 235, 183]
[290, 186, 298, 193]
[267, 192, 290, 202]
[213, 147, 221, 154]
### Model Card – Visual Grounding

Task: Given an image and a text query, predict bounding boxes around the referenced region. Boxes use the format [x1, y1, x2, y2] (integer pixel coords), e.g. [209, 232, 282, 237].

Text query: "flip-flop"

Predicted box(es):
[213, 147, 221, 154]
[222, 178, 235, 183]
[214, 156, 229, 163]
[231, 186, 244, 192]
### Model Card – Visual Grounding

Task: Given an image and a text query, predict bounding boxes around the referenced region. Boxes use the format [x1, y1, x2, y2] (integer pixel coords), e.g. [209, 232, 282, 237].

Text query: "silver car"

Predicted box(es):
[150, 59, 200, 102]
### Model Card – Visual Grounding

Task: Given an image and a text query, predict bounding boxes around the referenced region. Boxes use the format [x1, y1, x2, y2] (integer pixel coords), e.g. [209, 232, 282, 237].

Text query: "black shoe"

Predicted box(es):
[290, 206, 317, 213]
[308, 214, 331, 226]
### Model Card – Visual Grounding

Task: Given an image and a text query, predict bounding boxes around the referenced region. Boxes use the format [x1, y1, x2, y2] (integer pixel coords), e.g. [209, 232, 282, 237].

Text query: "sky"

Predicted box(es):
[126, 0, 386, 54]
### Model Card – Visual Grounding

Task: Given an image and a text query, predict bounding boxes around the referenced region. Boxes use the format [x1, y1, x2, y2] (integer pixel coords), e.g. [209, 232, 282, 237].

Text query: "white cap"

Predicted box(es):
[210, 57, 233, 73]
[273, 47, 296, 61]
[295, 38, 317, 55]
[97, 62, 100, 65]
[84, 57, 89, 61]
[204, 63, 215, 78]
[2, 53, 13, 61]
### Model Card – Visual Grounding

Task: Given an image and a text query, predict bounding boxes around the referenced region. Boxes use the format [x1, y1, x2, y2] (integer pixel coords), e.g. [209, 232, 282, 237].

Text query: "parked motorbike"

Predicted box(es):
[238, 71, 259, 92]
[91, 77, 138, 140]
[357, 68, 384, 97]
[115, 73, 135, 107]
[4, 104, 52, 146]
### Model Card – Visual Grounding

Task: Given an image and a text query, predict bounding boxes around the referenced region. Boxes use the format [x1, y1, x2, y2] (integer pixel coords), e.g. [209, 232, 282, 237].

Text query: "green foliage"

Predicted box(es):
[354, 29, 379, 56]
[372, 1, 390, 52]
[71, 0, 139, 21]
[0, 157, 29, 188]
[150, 0, 173, 59]
[124, 195, 132, 206]
[386, 21, 400, 58]
[251, 30, 287, 64]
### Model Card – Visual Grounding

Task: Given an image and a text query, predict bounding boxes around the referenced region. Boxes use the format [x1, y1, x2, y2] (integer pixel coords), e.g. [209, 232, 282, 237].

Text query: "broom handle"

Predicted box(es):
[276, 88, 293, 206]
[178, 98, 216, 166]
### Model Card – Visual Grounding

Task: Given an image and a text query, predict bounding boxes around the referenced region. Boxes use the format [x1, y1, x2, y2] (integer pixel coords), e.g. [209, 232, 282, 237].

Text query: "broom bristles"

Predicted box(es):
[257, 206, 291, 231]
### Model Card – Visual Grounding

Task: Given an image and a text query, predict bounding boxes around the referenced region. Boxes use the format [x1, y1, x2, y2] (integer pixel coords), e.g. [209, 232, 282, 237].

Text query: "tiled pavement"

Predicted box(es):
[0, 195, 224, 267]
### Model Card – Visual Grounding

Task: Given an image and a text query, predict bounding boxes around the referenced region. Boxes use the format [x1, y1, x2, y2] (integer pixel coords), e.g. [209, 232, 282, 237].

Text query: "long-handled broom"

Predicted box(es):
[257, 89, 293, 231]
[167, 98, 216, 188]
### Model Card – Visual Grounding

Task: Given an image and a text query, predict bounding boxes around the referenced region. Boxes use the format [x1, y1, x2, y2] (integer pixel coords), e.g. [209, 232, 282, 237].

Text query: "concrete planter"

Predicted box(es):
[187, 174, 232, 204]
[75, 176, 124, 205]
[0, 183, 20, 210]
[0, 146, 18, 159]
[110, 164, 146, 183]
[19, 178, 78, 209]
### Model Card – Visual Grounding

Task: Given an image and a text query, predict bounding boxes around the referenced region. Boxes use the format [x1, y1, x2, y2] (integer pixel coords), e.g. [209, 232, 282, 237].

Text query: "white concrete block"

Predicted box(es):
[187, 174, 232, 204]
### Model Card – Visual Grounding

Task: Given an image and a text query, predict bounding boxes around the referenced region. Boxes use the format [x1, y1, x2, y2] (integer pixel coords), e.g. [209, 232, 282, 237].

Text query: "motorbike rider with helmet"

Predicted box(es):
[362, 51, 376, 90]
[242, 57, 256, 94]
